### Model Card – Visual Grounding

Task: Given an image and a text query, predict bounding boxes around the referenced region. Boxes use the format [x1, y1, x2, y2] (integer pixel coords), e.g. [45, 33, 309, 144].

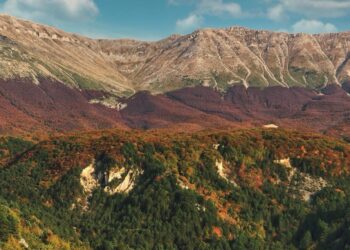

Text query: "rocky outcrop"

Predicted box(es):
[80, 161, 140, 198]
[104, 168, 142, 195]
[274, 158, 328, 202]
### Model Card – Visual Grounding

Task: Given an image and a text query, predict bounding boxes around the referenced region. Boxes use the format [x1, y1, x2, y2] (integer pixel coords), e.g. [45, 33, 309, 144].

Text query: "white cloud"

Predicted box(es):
[1, 0, 98, 21]
[269, 0, 350, 19]
[292, 19, 338, 33]
[174, 0, 244, 32]
[197, 0, 242, 17]
[267, 4, 284, 21]
[176, 14, 202, 31]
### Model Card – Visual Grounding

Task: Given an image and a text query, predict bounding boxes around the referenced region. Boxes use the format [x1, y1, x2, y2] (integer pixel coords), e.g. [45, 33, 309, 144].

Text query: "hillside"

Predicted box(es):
[0, 77, 349, 138]
[1, 15, 350, 94]
[0, 129, 349, 249]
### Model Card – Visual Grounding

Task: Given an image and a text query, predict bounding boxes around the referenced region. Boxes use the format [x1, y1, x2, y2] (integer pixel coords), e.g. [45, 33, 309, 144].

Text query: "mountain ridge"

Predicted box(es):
[1, 14, 350, 95]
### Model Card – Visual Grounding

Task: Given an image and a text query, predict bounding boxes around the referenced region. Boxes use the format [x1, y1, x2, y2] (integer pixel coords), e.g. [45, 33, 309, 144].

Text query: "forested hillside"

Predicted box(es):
[0, 129, 349, 249]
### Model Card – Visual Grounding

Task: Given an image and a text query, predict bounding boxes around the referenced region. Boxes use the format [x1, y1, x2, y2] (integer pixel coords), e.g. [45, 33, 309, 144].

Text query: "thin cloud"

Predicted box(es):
[292, 19, 338, 34]
[197, 0, 242, 17]
[176, 14, 202, 32]
[174, 0, 245, 32]
[269, 0, 350, 19]
[267, 4, 284, 21]
[1, 0, 98, 22]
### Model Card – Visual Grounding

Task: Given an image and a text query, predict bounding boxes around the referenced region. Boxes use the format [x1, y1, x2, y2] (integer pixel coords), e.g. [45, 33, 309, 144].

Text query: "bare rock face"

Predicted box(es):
[1, 15, 350, 95]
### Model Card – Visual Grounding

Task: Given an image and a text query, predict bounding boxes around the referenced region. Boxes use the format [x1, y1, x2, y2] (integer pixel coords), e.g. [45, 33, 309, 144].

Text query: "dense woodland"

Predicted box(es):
[0, 129, 349, 249]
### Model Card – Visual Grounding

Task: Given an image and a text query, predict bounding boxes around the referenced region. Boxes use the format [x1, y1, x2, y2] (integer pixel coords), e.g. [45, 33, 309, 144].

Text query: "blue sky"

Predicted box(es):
[0, 0, 349, 40]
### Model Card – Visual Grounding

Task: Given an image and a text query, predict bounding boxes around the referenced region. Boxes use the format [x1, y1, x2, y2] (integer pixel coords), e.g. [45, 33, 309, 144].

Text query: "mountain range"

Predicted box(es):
[1, 14, 350, 95]
[0, 14, 349, 138]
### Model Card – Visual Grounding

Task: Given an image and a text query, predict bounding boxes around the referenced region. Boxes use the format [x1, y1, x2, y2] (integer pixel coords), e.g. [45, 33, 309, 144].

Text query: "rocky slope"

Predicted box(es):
[1, 14, 350, 94]
[108, 28, 350, 92]
[0, 15, 133, 96]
